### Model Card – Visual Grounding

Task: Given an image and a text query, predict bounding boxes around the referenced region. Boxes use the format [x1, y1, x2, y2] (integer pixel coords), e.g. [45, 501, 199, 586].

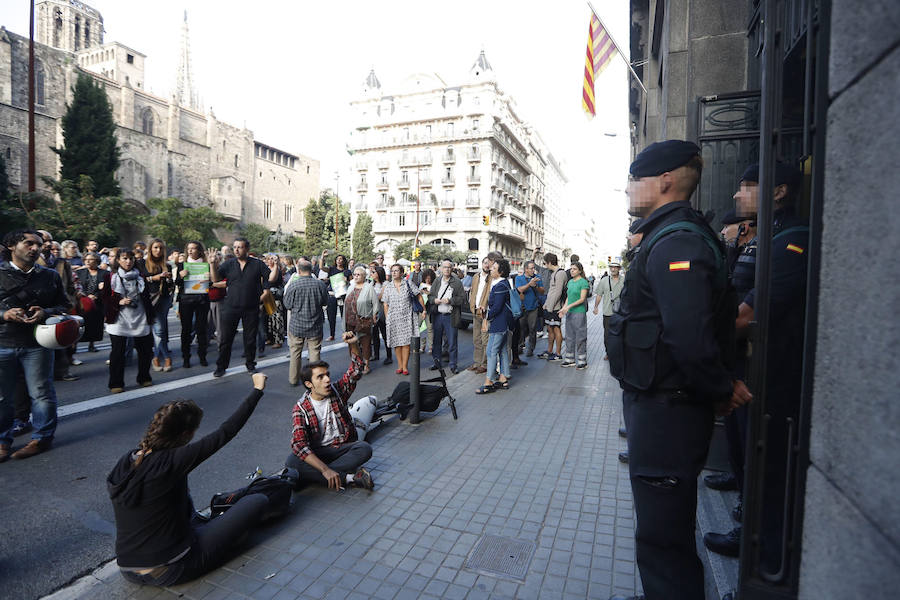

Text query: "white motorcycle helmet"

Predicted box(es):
[35, 314, 85, 349]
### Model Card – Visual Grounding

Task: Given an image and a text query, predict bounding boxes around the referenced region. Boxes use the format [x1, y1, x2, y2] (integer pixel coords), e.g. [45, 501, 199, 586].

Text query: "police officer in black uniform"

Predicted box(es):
[607, 141, 752, 600]
[703, 162, 799, 557]
[731, 161, 808, 575]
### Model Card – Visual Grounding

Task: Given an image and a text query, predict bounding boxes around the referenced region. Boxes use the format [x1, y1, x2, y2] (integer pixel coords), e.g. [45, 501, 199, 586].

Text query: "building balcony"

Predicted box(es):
[467, 174, 482, 185]
[376, 181, 389, 190]
[467, 149, 481, 161]
[442, 153, 456, 163]
[421, 195, 437, 207]
[491, 200, 506, 213]
[356, 161, 368, 171]
[398, 180, 410, 189]
[377, 160, 390, 169]
[355, 201, 367, 211]
[357, 181, 368, 192]
[441, 176, 455, 186]
[398, 154, 417, 167]
[440, 199, 455, 209]
[418, 152, 433, 165]
[466, 197, 480, 208]
[376, 200, 394, 210]
[419, 177, 433, 187]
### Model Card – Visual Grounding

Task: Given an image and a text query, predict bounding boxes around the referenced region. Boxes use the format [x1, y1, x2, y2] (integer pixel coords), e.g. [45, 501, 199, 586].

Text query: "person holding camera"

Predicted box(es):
[0, 229, 70, 460]
[104, 249, 155, 393]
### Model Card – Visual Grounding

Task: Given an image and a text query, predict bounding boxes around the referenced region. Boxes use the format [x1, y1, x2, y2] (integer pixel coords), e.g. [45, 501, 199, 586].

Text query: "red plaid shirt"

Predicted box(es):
[290, 354, 364, 461]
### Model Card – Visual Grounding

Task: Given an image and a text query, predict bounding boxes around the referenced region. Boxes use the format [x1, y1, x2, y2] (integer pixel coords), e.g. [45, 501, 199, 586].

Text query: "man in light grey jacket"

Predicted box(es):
[429, 260, 466, 374]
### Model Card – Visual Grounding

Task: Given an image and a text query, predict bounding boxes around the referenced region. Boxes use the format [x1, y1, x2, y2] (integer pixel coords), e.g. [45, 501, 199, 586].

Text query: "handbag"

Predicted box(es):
[406, 280, 424, 314]
[261, 289, 277, 316]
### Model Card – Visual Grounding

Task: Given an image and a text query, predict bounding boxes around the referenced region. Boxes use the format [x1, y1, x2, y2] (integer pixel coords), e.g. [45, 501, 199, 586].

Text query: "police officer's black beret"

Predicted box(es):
[629, 218, 644, 234]
[740, 162, 802, 187]
[721, 210, 743, 225]
[629, 140, 701, 178]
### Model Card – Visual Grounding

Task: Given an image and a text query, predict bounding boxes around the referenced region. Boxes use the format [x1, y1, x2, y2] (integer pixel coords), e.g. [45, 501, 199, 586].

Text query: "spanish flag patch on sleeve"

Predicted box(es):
[786, 244, 804, 254]
[669, 261, 691, 271]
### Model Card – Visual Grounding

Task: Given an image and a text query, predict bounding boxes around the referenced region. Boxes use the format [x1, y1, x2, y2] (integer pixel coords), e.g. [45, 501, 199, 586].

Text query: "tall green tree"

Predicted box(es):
[140, 197, 229, 250]
[26, 175, 134, 246]
[322, 190, 351, 256]
[53, 73, 120, 197]
[303, 194, 327, 255]
[351, 213, 375, 263]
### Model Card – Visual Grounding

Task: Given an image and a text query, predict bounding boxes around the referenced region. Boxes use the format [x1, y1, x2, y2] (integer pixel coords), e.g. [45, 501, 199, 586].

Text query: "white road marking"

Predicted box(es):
[57, 342, 346, 418]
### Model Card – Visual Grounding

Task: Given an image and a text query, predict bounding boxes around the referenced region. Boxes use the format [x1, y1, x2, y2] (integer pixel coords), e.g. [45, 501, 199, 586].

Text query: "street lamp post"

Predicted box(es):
[334, 171, 340, 250]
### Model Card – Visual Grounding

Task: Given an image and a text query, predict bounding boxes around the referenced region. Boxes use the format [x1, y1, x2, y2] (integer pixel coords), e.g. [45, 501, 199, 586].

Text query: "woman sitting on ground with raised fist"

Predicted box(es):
[107, 373, 270, 587]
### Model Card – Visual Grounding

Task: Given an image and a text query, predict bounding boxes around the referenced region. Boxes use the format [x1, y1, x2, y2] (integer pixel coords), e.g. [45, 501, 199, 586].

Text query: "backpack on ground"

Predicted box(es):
[209, 467, 298, 521]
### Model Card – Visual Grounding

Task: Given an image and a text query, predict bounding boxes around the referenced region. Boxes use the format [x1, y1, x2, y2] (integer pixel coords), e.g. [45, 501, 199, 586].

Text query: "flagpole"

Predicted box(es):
[586, 1, 648, 95]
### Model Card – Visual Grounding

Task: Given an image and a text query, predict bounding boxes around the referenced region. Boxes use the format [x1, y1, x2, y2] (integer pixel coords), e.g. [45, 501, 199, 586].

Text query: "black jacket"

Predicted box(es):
[107, 389, 262, 568]
[609, 201, 734, 402]
[0, 262, 70, 348]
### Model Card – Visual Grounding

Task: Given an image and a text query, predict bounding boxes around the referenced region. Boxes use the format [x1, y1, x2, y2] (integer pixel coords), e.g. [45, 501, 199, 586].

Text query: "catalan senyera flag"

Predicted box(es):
[582, 13, 618, 118]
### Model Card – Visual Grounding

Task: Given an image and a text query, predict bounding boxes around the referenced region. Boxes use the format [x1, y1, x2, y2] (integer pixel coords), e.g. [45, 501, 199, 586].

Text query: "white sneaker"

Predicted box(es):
[70, 358, 83, 366]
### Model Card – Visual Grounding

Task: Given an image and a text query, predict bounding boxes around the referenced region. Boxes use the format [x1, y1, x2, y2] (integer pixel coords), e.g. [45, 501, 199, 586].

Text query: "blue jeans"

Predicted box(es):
[151, 294, 172, 360]
[431, 313, 458, 368]
[486, 331, 510, 382]
[0, 346, 58, 445]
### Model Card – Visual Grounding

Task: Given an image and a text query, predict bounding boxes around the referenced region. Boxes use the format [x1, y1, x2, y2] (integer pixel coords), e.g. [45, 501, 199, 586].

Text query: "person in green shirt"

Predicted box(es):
[559, 262, 590, 369]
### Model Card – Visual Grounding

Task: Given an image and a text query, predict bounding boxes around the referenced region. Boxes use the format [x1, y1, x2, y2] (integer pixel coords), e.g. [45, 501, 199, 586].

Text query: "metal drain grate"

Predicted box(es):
[464, 535, 535, 582]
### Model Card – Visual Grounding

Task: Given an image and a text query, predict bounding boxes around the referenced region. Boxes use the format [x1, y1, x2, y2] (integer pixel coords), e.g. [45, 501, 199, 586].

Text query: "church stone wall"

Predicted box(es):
[0, 25, 319, 234]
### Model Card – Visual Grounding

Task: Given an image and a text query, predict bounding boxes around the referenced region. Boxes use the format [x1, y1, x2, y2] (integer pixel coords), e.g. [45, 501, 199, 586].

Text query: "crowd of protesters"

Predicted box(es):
[0, 225, 616, 463]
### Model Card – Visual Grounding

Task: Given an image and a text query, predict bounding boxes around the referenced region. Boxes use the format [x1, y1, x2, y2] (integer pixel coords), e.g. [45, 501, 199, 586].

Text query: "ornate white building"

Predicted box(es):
[1, 0, 319, 236]
[346, 51, 566, 266]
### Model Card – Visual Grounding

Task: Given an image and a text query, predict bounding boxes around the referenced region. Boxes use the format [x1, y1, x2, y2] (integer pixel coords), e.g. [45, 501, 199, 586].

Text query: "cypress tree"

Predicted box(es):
[53, 73, 120, 197]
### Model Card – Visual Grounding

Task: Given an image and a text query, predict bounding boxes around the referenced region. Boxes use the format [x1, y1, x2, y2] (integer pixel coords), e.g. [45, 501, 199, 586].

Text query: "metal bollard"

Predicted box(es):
[409, 335, 421, 424]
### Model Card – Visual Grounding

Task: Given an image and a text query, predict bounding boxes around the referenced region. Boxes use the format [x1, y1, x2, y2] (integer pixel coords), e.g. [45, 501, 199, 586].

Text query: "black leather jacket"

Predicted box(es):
[0, 261, 70, 348]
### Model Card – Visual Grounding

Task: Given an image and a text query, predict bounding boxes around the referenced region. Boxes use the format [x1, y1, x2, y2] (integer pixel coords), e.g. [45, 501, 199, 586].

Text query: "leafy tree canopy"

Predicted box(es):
[25, 175, 135, 246]
[140, 197, 230, 251]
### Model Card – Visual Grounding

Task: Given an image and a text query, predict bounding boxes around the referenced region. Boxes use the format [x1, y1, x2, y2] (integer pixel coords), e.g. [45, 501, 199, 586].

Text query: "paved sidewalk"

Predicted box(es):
[45, 314, 643, 600]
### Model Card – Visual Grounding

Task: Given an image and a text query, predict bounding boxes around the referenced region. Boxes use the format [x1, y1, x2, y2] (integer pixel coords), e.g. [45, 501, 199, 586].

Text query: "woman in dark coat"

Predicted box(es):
[75, 251, 109, 352]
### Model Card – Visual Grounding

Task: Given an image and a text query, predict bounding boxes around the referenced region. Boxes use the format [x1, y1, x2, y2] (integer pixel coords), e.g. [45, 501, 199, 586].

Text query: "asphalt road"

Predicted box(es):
[0, 316, 475, 600]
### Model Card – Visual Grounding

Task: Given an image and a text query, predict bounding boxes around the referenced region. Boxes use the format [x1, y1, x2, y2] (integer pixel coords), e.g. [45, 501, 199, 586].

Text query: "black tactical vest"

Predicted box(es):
[608, 205, 736, 393]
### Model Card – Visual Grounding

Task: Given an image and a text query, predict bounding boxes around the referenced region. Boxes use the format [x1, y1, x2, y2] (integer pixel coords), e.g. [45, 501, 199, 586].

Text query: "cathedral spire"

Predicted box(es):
[174, 10, 200, 110]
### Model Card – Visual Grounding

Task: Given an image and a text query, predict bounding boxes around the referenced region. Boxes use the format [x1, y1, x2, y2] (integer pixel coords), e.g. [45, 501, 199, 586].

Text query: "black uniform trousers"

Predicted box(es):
[624, 389, 715, 600]
[216, 306, 259, 372]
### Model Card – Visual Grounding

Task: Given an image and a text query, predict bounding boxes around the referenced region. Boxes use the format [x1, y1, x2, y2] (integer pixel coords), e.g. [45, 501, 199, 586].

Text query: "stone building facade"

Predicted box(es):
[0, 0, 319, 237]
[346, 52, 565, 266]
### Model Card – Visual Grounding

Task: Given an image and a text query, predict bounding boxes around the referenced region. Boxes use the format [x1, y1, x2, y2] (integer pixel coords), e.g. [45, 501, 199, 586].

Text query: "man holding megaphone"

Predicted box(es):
[0, 229, 73, 461]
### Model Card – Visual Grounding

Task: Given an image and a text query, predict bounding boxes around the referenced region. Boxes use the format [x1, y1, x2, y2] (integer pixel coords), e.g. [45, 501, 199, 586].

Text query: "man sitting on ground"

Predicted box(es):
[285, 331, 374, 490]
